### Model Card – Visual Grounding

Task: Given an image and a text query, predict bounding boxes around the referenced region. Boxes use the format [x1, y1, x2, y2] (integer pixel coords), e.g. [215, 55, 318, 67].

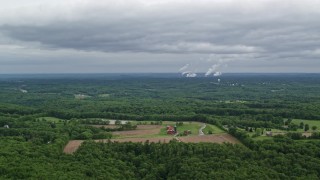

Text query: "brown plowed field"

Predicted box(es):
[63, 124, 240, 154]
[99, 137, 175, 143]
[63, 140, 83, 154]
[178, 134, 240, 144]
[112, 125, 162, 136]
[63, 137, 175, 154]
[63, 133, 240, 154]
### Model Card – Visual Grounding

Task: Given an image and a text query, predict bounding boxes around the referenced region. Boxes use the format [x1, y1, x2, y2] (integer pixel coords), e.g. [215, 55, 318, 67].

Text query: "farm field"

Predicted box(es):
[247, 128, 312, 140]
[63, 121, 237, 154]
[236, 118, 320, 141]
[112, 125, 163, 138]
[63, 137, 174, 154]
[178, 134, 239, 143]
[202, 124, 226, 134]
[248, 127, 316, 141]
[159, 121, 202, 136]
[64, 133, 239, 154]
[104, 121, 225, 139]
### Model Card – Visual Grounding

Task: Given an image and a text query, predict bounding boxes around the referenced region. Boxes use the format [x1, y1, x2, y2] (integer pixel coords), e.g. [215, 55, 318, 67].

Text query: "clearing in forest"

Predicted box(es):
[63, 121, 239, 154]
[112, 125, 163, 137]
[239, 118, 320, 141]
[63, 133, 239, 154]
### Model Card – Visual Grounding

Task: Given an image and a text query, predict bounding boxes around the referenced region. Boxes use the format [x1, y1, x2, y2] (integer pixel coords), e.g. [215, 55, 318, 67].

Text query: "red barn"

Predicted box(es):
[167, 126, 176, 135]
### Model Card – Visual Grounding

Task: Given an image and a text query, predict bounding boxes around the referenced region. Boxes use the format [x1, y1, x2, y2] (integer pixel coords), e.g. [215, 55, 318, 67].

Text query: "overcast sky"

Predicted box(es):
[0, 0, 319, 74]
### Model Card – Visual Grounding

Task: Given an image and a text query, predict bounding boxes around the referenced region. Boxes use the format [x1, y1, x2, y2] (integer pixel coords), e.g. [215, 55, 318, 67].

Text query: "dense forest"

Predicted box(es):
[1, 73, 320, 179]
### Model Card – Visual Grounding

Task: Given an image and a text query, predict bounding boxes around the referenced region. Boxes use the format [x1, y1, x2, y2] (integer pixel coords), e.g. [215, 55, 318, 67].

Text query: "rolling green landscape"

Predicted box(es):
[1, 73, 320, 179]
[2, 0, 320, 179]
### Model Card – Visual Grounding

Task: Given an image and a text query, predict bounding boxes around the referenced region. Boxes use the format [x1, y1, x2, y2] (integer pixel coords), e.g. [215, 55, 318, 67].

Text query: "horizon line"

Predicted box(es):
[1, 72, 320, 75]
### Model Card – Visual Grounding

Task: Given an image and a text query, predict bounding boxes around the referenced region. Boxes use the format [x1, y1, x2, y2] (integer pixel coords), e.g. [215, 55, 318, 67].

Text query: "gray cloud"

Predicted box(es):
[0, 0, 319, 73]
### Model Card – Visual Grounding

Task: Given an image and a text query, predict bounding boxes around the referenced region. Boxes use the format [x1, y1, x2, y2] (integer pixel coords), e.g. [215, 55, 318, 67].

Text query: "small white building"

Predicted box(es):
[3, 125, 9, 128]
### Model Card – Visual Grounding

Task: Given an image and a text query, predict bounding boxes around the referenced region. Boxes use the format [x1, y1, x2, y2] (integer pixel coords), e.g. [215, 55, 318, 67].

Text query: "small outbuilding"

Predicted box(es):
[167, 125, 176, 135]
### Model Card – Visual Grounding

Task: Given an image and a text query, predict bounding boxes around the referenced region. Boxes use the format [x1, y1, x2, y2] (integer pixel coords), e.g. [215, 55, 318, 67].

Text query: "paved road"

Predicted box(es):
[199, 123, 206, 135]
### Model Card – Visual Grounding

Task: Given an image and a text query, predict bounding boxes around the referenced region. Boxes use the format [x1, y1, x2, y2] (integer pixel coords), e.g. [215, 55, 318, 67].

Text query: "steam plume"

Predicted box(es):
[213, 72, 222, 77]
[179, 64, 189, 71]
[179, 64, 197, 78]
[205, 64, 221, 76]
[186, 73, 197, 77]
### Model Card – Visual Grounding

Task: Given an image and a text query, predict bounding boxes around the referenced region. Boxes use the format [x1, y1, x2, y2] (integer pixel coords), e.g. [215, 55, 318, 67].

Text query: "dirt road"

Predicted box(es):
[199, 123, 206, 135]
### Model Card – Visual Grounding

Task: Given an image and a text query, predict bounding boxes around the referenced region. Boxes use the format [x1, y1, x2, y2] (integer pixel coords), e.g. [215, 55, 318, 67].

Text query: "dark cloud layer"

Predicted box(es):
[0, 0, 319, 73]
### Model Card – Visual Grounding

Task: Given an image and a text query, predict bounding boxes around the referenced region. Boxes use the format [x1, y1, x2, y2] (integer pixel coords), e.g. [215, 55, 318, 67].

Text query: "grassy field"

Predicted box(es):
[239, 119, 320, 140]
[248, 122, 320, 141]
[203, 124, 226, 134]
[239, 127, 286, 141]
[38, 117, 64, 123]
[64, 123, 235, 153]
[112, 121, 224, 138]
[39, 117, 226, 138]
[292, 119, 320, 131]
[159, 122, 202, 136]
[176, 123, 202, 135]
